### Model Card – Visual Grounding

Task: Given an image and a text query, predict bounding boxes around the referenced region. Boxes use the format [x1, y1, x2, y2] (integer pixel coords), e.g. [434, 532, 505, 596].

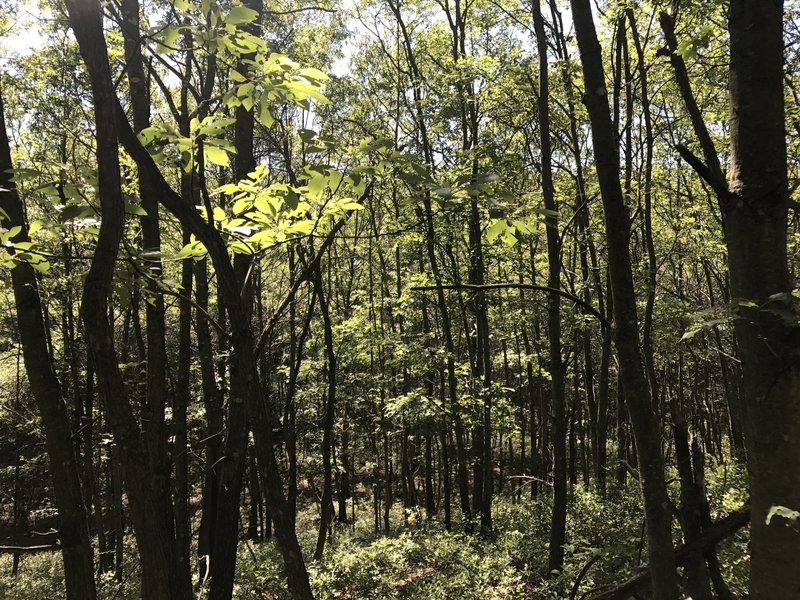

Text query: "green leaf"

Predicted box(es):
[298, 67, 329, 82]
[155, 25, 182, 54]
[258, 97, 275, 127]
[125, 199, 148, 216]
[766, 505, 800, 525]
[486, 218, 507, 243]
[287, 220, 314, 235]
[338, 199, 364, 211]
[177, 240, 207, 259]
[205, 145, 230, 167]
[226, 5, 259, 25]
[30, 258, 51, 273]
[28, 219, 45, 235]
[232, 198, 251, 214]
[229, 69, 247, 82]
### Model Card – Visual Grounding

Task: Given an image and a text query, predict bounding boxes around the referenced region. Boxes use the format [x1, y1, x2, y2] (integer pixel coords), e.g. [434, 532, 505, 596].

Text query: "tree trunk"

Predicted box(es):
[532, 0, 567, 574]
[314, 266, 337, 560]
[569, 2, 678, 597]
[65, 2, 177, 596]
[0, 84, 97, 600]
[727, 2, 800, 597]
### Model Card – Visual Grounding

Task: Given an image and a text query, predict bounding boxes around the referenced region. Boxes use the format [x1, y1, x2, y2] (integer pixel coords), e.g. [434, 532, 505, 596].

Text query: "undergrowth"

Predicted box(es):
[0, 465, 749, 600]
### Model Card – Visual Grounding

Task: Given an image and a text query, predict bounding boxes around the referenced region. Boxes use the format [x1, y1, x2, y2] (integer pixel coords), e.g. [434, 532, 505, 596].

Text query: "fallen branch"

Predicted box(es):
[0, 543, 61, 554]
[585, 505, 750, 600]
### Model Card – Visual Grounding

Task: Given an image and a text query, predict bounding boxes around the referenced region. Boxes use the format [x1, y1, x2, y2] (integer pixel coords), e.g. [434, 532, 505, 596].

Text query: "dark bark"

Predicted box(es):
[569, 2, 678, 597]
[665, 2, 800, 596]
[0, 83, 96, 600]
[670, 356, 711, 600]
[313, 265, 337, 560]
[196, 259, 223, 580]
[65, 1, 178, 596]
[532, 0, 567, 574]
[726, 2, 800, 597]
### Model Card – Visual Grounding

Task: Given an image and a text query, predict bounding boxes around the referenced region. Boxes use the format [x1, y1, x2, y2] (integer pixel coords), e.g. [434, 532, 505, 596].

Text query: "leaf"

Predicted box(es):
[229, 69, 247, 82]
[28, 219, 45, 235]
[177, 240, 207, 259]
[486, 218, 507, 243]
[229, 240, 254, 254]
[226, 5, 259, 25]
[298, 67, 329, 82]
[155, 25, 182, 54]
[284, 80, 328, 105]
[284, 189, 300, 211]
[232, 198, 251, 215]
[10, 167, 42, 182]
[434, 187, 453, 197]
[258, 97, 275, 127]
[287, 220, 314, 235]
[30, 258, 50, 273]
[338, 199, 364, 211]
[125, 199, 148, 216]
[766, 505, 800, 525]
[205, 145, 230, 167]
[59, 205, 91, 222]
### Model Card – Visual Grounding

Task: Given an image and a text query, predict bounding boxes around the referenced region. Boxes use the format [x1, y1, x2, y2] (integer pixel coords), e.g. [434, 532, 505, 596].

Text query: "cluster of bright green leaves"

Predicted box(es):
[177, 163, 365, 258]
[137, 115, 237, 172]
[227, 53, 330, 126]
[0, 164, 149, 273]
[151, 0, 330, 129]
[153, 0, 266, 55]
[0, 221, 48, 272]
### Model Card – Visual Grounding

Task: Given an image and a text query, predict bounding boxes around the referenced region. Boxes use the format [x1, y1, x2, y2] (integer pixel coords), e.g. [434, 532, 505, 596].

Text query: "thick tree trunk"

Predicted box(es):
[727, 2, 800, 597]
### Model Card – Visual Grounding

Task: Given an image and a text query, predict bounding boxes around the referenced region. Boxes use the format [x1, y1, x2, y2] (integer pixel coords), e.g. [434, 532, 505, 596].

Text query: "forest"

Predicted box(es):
[0, 0, 797, 598]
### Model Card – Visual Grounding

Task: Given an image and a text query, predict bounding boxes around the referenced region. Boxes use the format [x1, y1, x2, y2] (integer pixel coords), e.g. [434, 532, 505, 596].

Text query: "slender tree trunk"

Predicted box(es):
[314, 266, 337, 560]
[65, 2, 179, 595]
[569, 2, 678, 597]
[1, 86, 97, 597]
[532, 0, 567, 573]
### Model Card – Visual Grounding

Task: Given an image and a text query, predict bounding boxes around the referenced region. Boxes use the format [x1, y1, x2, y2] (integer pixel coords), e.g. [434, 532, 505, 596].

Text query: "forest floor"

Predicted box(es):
[0, 462, 749, 600]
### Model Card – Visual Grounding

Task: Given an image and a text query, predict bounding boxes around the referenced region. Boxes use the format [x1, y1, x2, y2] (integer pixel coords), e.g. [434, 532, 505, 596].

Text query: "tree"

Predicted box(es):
[569, 1, 679, 597]
[0, 75, 97, 600]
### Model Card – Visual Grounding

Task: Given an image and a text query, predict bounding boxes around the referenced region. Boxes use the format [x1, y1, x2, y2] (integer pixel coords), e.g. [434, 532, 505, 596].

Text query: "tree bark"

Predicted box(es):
[727, 2, 800, 597]
[65, 1, 179, 596]
[569, 2, 678, 598]
[532, 0, 567, 574]
[0, 80, 97, 600]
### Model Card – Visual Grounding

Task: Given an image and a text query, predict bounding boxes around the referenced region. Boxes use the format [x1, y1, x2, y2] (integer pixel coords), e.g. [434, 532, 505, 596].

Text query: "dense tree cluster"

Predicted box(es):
[0, 0, 798, 598]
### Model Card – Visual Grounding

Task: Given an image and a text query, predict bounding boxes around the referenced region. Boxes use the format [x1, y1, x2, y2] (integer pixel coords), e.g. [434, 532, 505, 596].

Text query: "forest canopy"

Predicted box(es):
[0, 0, 798, 598]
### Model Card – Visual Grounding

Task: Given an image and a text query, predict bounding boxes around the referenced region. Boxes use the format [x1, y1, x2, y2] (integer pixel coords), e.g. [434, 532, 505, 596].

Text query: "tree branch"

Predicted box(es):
[411, 283, 609, 328]
[585, 505, 750, 600]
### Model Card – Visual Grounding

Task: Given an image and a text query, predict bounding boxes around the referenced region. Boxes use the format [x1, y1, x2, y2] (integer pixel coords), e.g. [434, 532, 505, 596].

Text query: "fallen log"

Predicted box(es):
[584, 505, 750, 600]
